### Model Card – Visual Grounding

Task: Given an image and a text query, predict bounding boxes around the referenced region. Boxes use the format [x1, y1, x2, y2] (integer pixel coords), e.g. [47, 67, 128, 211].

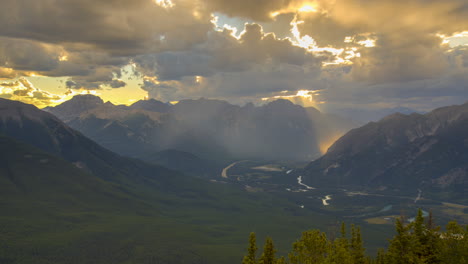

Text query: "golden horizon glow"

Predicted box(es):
[49, 89, 100, 107]
[1, 86, 148, 108]
[0, 78, 101, 108]
[0, 63, 148, 108]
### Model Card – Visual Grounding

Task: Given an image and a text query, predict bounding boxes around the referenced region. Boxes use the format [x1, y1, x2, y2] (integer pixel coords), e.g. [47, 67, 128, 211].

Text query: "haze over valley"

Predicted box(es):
[0, 0, 467, 263]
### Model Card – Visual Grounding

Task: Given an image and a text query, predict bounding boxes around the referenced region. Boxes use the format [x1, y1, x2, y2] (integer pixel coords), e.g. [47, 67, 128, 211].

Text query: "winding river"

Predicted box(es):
[297, 176, 315, 190]
[322, 195, 332, 206]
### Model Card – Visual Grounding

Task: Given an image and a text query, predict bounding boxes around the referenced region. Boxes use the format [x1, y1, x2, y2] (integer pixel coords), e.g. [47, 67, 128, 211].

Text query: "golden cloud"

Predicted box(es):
[0, 78, 99, 108]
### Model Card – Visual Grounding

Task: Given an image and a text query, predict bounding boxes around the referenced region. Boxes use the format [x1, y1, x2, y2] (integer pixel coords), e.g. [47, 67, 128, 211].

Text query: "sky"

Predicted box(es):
[0, 0, 467, 113]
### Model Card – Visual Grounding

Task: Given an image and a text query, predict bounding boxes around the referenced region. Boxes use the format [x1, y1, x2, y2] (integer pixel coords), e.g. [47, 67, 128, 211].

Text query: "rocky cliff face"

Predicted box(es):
[302, 102, 468, 201]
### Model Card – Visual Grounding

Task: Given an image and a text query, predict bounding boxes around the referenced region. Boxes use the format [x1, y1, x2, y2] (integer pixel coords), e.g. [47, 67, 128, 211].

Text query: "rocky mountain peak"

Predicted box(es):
[66, 94, 104, 107]
[130, 98, 171, 113]
[44, 94, 104, 122]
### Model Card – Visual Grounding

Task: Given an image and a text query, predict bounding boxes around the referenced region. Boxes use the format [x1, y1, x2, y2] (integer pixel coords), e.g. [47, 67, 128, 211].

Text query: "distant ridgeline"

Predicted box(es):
[45, 94, 355, 161]
[243, 210, 468, 264]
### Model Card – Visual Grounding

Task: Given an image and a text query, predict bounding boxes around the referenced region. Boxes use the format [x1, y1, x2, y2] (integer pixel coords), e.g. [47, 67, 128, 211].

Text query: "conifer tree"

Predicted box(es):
[275, 257, 286, 264]
[426, 210, 435, 230]
[340, 222, 349, 249]
[440, 221, 468, 264]
[341, 222, 347, 238]
[327, 237, 354, 264]
[323, 222, 353, 264]
[375, 248, 386, 264]
[242, 214, 468, 264]
[419, 209, 442, 263]
[350, 225, 366, 264]
[413, 209, 425, 251]
[409, 208, 442, 263]
[243, 232, 258, 264]
[386, 217, 417, 264]
[259, 237, 276, 264]
[288, 230, 328, 264]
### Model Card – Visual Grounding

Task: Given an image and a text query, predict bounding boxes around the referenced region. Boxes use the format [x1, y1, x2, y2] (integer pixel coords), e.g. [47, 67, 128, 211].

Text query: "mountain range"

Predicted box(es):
[302, 101, 468, 203]
[0, 97, 178, 184]
[1, 97, 338, 263]
[45, 95, 355, 163]
[1, 96, 467, 263]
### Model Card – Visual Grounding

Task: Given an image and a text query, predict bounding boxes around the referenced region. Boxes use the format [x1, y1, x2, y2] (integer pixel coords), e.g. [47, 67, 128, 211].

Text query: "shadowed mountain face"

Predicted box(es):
[302, 102, 468, 202]
[43, 94, 105, 122]
[45, 95, 355, 161]
[330, 106, 422, 123]
[0, 97, 179, 184]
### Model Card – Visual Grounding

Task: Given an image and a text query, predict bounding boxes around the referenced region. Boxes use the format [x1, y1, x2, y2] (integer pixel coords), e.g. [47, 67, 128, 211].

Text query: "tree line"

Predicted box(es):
[242, 210, 468, 264]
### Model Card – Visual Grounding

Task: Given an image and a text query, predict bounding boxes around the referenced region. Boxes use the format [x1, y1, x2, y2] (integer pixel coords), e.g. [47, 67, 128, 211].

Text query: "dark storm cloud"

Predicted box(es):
[135, 52, 215, 81]
[319, 47, 468, 112]
[0, 0, 466, 112]
[0, 0, 212, 55]
[203, 0, 291, 21]
[135, 23, 325, 79]
[349, 33, 449, 83]
[0, 0, 216, 89]
[0, 37, 60, 72]
[135, 22, 328, 101]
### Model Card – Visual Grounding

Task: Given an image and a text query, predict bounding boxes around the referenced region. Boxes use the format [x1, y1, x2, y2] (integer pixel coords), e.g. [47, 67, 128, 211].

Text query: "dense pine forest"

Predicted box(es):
[242, 210, 468, 264]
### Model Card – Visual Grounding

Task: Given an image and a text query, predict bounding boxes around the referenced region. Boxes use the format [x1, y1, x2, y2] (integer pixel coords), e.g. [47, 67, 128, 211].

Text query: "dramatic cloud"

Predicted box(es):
[0, 37, 131, 89]
[0, 67, 17, 79]
[0, 0, 466, 113]
[0, 37, 61, 72]
[0, 78, 64, 107]
[293, 0, 468, 84]
[135, 23, 329, 102]
[317, 47, 468, 113]
[349, 34, 449, 83]
[202, 0, 291, 21]
[134, 23, 321, 80]
[0, 0, 212, 54]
